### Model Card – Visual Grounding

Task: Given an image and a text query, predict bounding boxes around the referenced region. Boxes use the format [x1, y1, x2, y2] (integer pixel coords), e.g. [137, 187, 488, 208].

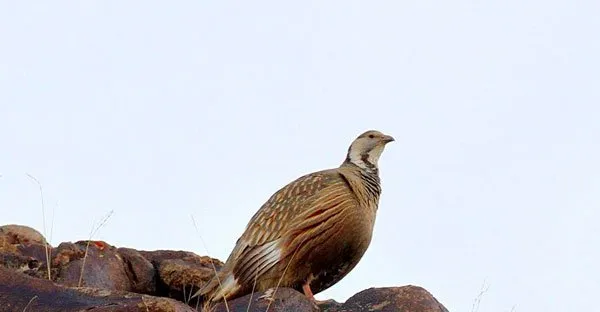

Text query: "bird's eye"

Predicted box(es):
[368, 134, 375, 138]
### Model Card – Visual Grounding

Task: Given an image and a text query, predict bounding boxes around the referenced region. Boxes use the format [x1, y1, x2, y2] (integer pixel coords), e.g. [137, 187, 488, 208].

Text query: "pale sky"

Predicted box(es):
[1, 2, 599, 311]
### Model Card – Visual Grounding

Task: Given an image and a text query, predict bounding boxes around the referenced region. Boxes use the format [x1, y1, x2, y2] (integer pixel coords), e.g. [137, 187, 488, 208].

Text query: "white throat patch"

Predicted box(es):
[348, 144, 384, 171]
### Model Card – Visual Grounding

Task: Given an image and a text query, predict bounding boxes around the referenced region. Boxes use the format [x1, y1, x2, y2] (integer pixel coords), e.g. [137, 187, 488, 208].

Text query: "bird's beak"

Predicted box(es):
[382, 135, 395, 143]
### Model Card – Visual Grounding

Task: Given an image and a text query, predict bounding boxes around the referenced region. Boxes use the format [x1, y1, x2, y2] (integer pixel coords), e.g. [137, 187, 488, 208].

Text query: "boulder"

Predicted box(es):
[320, 286, 449, 312]
[209, 287, 319, 312]
[0, 224, 449, 312]
[0, 224, 48, 246]
[0, 266, 196, 312]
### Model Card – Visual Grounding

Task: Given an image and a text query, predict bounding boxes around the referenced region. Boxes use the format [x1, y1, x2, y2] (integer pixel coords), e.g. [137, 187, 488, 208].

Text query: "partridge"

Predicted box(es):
[194, 130, 394, 308]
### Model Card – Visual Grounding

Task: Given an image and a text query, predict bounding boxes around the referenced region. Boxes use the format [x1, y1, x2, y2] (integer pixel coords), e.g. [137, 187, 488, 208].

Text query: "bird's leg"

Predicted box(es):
[302, 283, 320, 310]
[302, 282, 315, 300]
[303, 282, 337, 307]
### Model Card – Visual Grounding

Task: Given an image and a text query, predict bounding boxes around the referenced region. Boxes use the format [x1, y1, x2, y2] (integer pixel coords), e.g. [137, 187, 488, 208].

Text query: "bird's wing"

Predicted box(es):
[227, 168, 359, 285]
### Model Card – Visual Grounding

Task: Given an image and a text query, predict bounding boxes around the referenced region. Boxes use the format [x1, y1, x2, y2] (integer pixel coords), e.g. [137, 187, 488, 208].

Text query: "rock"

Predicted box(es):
[0, 251, 39, 273]
[138, 249, 223, 271]
[0, 224, 48, 279]
[0, 266, 196, 312]
[210, 287, 319, 312]
[320, 286, 449, 312]
[0, 224, 48, 246]
[117, 247, 157, 294]
[139, 249, 223, 302]
[54, 241, 132, 290]
[0, 224, 450, 312]
[0, 228, 220, 298]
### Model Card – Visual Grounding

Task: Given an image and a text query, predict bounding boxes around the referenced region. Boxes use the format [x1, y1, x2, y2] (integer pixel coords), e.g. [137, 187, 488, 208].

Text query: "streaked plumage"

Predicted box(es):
[194, 130, 394, 308]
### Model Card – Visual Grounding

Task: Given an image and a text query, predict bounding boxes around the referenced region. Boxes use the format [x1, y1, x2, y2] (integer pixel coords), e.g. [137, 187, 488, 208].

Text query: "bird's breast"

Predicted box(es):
[297, 204, 376, 294]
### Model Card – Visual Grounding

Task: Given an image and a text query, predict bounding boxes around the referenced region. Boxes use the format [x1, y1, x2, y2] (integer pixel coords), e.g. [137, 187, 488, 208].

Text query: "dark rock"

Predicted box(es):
[117, 247, 157, 294]
[0, 224, 450, 312]
[0, 266, 196, 312]
[210, 287, 319, 312]
[0, 251, 38, 272]
[321, 286, 449, 312]
[53, 240, 132, 291]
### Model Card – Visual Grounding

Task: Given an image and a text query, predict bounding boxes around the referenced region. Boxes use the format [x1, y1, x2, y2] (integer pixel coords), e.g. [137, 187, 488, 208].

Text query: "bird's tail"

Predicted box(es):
[192, 270, 241, 310]
[192, 275, 217, 299]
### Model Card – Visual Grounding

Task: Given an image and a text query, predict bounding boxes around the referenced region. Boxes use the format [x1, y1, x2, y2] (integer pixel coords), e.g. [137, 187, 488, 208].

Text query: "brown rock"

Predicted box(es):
[117, 247, 157, 294]
[209, 287, 319, 312]
[321, 286, 449, 312]
[18, 243, 50, 270]
[0, 252, 39, 273]
[53, 240, 131, 291]
[138, 249, 223, 303]
[157, 259, 210, 300]
[138, 249, 223, 271]
[0, 225, 450, 312]
[0, 224, 48, 246]
[0, 224, 48, 278]
[0, 266, 196, 312]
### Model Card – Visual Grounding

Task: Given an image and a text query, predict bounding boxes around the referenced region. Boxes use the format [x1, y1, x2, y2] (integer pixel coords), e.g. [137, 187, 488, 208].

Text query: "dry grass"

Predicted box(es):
[22, 295, 38, 312]
[191, 215, 230, 312]
[246, 273, 258, 312]
[182, 284, 192, 305]
[470, 279, 517, 312]
[77, 210, 114, 287]
[26, 174, 52, 281]
[471, 279, 490, 312]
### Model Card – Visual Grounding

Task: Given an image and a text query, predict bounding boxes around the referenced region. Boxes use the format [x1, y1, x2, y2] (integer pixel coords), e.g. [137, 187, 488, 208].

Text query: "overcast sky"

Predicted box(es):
[1, 2, 598, 311]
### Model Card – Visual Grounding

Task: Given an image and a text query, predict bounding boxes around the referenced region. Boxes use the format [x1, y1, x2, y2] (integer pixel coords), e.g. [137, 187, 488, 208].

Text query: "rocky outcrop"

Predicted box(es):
[0, 224, 449, 312]
[319, 286, 449, 312]
[204, 286, 449, 312]
[0, 266, 196, 312]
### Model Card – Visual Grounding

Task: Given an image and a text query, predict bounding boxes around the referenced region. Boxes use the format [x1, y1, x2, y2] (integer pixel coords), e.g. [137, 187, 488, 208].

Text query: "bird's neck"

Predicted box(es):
[345, 143, 386, 174]
[340, 161, 382, 209]
[360, 169, 381, 199]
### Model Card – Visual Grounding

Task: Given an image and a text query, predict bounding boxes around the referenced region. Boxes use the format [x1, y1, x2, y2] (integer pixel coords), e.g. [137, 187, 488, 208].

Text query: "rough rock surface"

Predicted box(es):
[0, 224, 449, 312]
[208, 288, 319, 312]
[0, 224, 48, 246]
[320, 286, 449, 312]
[0, 266, 195, 312]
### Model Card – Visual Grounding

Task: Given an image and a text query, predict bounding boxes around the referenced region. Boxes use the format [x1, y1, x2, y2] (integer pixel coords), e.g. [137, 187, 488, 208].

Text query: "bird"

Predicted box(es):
[194, 130, 394, 309]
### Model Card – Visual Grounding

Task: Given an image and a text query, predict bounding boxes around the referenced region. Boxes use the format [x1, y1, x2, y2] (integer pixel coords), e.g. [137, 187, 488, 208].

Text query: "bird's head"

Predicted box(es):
[344, 130, 394, 172]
